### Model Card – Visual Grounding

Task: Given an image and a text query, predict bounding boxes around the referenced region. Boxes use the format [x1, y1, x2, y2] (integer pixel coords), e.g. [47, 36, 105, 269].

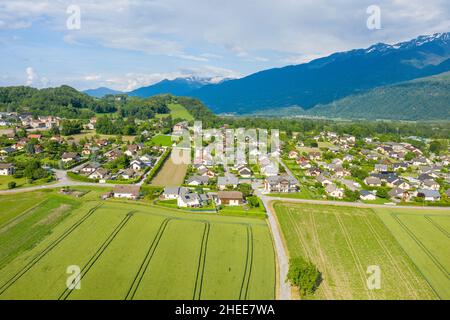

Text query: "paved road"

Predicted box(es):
[255, 189, 292, 300]
[0, 169, 119, 195]
[265, 195, 450, 211]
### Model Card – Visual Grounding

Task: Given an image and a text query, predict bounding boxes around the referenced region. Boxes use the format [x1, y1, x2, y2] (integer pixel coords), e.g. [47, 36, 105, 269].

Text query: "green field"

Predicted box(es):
[156, 103, 194, 121]
[151, 134, 173, 147]
[0, 176, 54, 191]
[0, 191, 275, 300]
[375, 208, 450, 299]
[273, 202, 441, 299]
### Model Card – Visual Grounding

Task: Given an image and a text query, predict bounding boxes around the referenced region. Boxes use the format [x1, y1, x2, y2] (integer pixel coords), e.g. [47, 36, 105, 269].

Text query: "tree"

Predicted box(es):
[287, 257, 321, 296]
[246, 196, 260, 208]
[61, 120, 83, 136]
[7, 181, 16, 189]
[376, 187, 389, 199]
[344, 189, 360, 202]
[238, 183, 253, 197]
[429, 140, 443, 155]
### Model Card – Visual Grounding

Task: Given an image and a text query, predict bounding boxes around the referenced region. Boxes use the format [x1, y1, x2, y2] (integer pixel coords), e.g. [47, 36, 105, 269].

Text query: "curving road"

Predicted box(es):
[255, 189, 292, 300]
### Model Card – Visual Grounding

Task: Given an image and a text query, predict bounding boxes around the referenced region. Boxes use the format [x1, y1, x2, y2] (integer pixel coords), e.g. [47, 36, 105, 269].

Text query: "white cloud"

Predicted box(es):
[2, 0, 449, 60]
[26, 67, 37, 86]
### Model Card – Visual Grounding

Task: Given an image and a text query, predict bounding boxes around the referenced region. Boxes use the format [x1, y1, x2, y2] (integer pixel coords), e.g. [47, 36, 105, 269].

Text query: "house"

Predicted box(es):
[105, 149, 123, 160]
[317, 174, 333, 186]
[325, 184, 344, 199]
[308, 151, 321, 161]
[187, 175, 210, 186]
[298, 160, 312, 169]
[412, 157, 429, 166]
[306, 167, 321, 177]
[120, 168, 137, 180]
[417, 189, 441, 202]
[421, 179, 440, 191]
[27, 134, 42, 140]
[340, 179, 361, 191]
[177, 193, 201, 208]
[89, 168, 109, 180]
[260, 163, 279, 177]
[61, 152, 79, 163]
[161, 187, 188, 200]
[81, 162, 101, 174]
[198, 167, 215, 178]
[374, 164, 388, 172]
[217, 175, 239, 190]
[237, 166, 252, 178]
[0, 163, 14, 176]
[389, 188, 411, 201]
[130, 159, 146, 171]
[360, 190, 376, 201]
[139, 154, 153, 165]
[173, 121, 189, 134]
[445, 189, 450, 197]
[264, 175, 298, 193]
[393, 163, 408, 171]
[1, 147, 15, 155]
[288, 150, 299, 159]
[217, 191, 244, 206]
[113, 185, 140, 200]
[364, 176, 382, 187]
[125, 144, 142, 157]
[392, 179, 411, 190]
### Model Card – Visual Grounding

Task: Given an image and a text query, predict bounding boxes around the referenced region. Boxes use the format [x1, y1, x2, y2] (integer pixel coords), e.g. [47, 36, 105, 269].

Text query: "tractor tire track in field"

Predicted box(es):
[285, 207, 312, 260]
[308, 212, 335, 300]
[334, 213, 375, 300]
[239, 225, 254, 300]
[391, 214, 449, 279]
[0, 203, 103, 296]
[424, 216, 450, 239]
[0, 198, 49, 233]
[193, 222, 210, 300]
[125, 218, 171, 300]
[363, 216, 419, 299]
[59, 211, 135, 300]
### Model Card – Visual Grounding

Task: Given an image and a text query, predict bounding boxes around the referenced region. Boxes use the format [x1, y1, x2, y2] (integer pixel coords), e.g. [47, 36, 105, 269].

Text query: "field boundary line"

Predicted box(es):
[0, 203, 103, 296]
[59, 211, 135, 300]
[334, 213, 375, 299]
[424, 216, 450, 239]
[0, 198, 50, 232]
[193, 222, 210, 300]
[363, 215, 420, 299]
[125, 218, 171, 300]
[239, 225, 254, 300]
[391, 213, 449, 279]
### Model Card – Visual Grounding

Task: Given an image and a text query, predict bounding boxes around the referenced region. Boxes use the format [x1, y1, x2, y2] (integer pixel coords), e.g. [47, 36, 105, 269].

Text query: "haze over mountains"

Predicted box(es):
[83, 32, 450, 120]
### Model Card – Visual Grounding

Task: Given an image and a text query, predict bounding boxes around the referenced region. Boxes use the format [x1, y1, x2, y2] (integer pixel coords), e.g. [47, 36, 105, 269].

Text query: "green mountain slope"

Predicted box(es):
[308, 72, 450, 120]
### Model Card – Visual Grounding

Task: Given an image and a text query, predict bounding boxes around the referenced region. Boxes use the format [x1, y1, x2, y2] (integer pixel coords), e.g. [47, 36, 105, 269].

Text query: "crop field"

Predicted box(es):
[0, 193, 275, 300]
[375, 208, 450, 299]
[150, 152, 188, 187]
[273, 202, 439, 300]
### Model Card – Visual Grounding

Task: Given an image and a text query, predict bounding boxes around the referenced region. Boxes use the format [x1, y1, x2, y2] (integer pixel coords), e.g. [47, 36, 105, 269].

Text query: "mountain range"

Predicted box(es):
[84, 77, 218, 98]
[83, 32, 450, 120]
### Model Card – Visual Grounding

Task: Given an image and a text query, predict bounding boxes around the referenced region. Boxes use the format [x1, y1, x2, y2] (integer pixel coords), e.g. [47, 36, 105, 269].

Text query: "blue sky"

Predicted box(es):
[1, 0, 449, 91]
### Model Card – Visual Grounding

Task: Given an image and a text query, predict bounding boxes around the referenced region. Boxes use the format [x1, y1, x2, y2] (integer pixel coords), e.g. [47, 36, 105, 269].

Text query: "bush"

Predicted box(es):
[7, 181, 17, 189]
[287, 257, 321, 296]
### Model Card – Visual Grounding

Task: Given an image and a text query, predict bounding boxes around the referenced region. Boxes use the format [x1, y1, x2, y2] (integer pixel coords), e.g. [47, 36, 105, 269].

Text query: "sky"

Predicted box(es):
[0, 0, 449, 91]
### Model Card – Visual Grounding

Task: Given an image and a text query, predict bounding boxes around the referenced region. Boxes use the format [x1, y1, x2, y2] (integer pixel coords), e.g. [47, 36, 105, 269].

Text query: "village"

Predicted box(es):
[0, 111, 449, 210]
